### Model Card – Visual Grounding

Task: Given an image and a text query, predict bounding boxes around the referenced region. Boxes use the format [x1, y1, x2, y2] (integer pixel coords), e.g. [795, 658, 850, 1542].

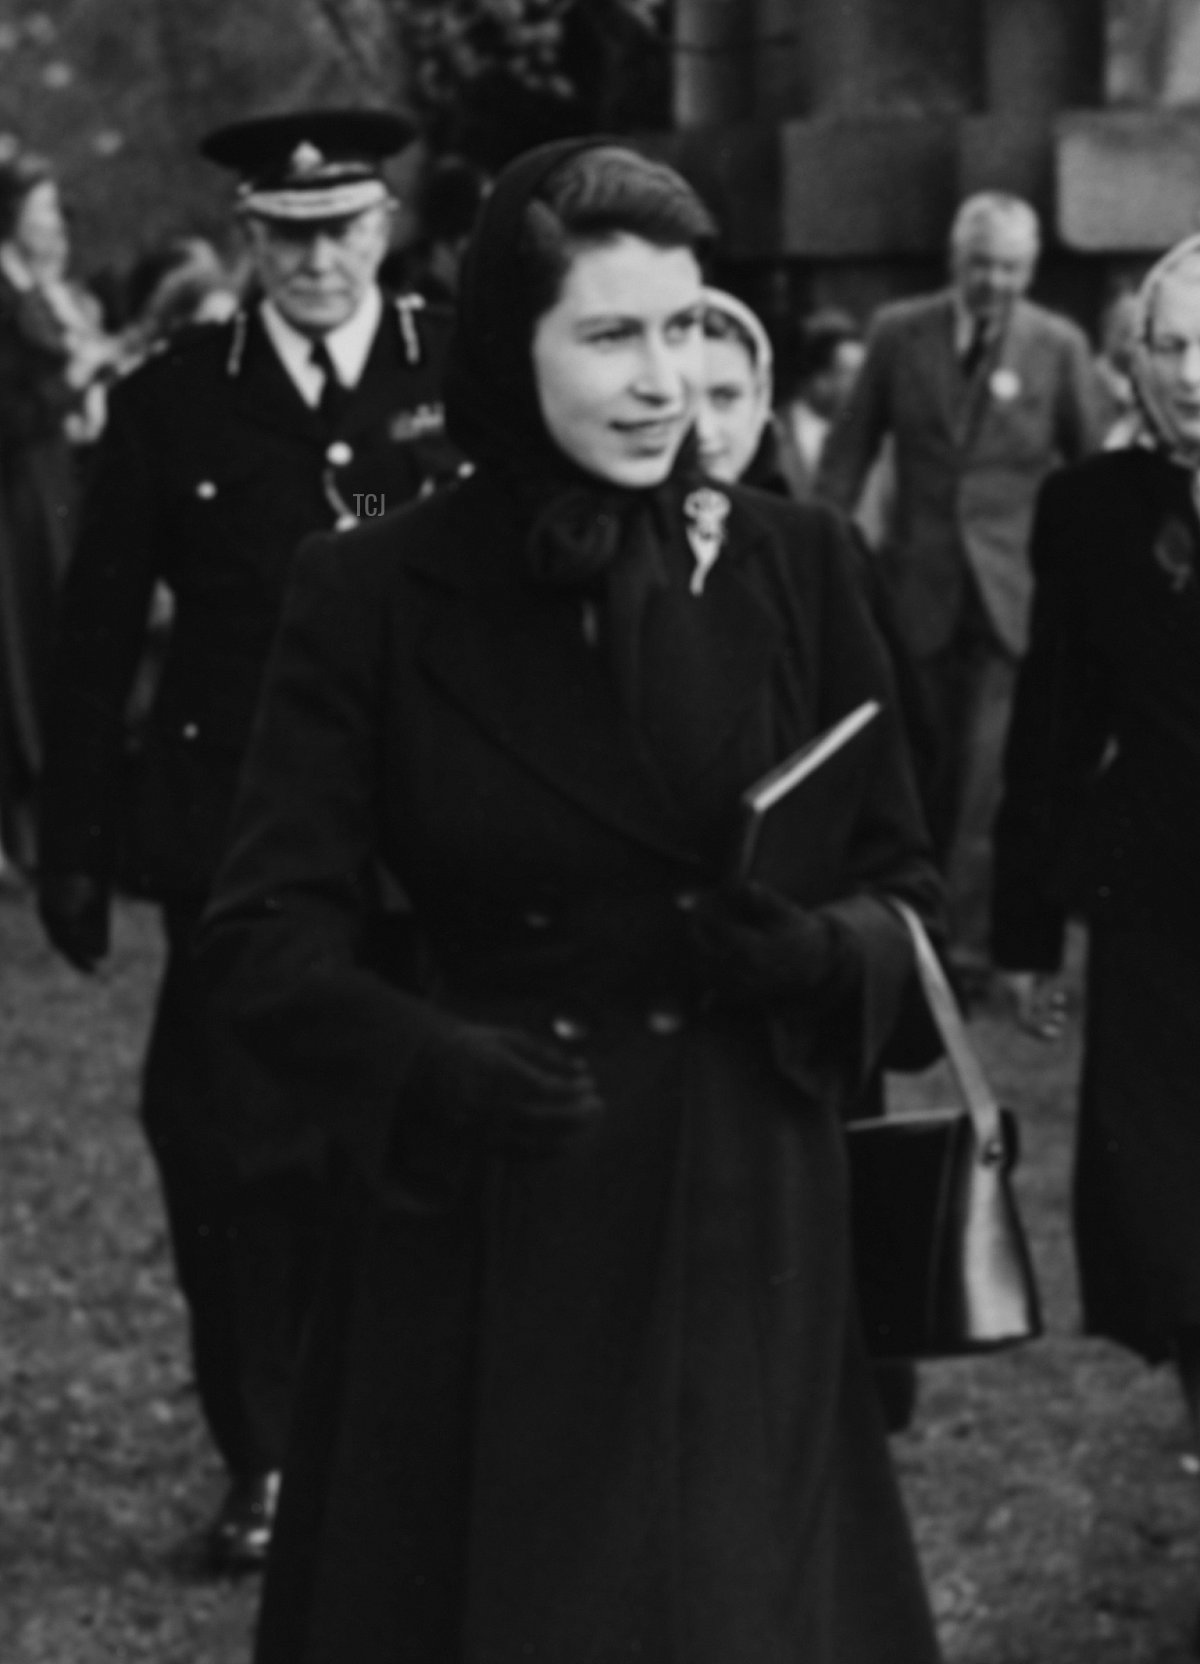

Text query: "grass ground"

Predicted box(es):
[1, 897, 1197, 1661]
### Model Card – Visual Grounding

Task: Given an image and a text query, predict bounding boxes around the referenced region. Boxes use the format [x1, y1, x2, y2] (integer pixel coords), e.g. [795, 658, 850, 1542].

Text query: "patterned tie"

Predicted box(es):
[309, 334, 346, 428]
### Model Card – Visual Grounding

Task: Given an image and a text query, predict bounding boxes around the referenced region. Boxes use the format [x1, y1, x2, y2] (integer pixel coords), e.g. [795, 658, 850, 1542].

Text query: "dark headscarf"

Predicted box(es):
[443, 137, 703, 600]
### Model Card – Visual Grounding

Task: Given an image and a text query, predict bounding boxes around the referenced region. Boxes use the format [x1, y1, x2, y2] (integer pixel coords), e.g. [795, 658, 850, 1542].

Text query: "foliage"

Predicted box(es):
[392, 0, 671, 163]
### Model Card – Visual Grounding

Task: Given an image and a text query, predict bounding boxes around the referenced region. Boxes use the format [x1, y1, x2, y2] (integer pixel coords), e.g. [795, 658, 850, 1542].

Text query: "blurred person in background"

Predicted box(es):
[693, 285, 778, 487]
[1094, 288, 1142, 448]
[818, 192, 1102, 1000]
[124, 236, 242, 362]
[775, 307, 864, 498]
[36, 107, 456, 1574]
[0, 151, 117, 879]
[992, 241, 1200, 1658]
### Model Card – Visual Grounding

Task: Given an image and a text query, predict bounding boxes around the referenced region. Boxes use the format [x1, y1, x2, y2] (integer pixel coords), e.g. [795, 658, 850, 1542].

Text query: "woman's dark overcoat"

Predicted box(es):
[994, 447, 1200, 1359]
[202, 469, 943, 1664]
[0, 267, 76, 854]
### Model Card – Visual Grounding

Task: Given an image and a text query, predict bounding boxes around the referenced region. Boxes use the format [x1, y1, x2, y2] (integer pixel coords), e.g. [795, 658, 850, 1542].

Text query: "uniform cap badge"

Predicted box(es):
[289, 141, 326, 177]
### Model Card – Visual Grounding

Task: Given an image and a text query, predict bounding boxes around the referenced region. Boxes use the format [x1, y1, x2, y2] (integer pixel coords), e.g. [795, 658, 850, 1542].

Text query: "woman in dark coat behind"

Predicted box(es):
[0, 153, 80, 871]
[994, 235, 1200, 1439]
[201, 140, 943, 1664]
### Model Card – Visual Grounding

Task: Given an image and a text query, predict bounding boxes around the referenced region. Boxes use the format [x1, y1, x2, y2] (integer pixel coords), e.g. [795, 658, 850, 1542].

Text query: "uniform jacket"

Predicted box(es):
[817, 290, 1102, 658]
[993, 448, 1200, 970]
[38, 294, 454, 899]
[199, 473, 943, 1664]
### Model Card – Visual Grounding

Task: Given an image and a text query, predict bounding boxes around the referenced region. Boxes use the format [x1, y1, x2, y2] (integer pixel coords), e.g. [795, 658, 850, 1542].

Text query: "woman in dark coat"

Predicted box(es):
[201, 140, 943, 1664]
[993, 234, 1200, 1414]
[0, 153, 81, 871]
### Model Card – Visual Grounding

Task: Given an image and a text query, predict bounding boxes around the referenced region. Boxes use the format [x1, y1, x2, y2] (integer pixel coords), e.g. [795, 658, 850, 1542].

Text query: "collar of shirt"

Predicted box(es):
[785, 399, 830, 475]
[0, 243, 35, 293]
[259, 286, 384, 407]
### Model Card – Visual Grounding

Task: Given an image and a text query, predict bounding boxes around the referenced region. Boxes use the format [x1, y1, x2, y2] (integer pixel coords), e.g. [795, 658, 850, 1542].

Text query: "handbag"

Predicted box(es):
[847, 902, 1042, 1361]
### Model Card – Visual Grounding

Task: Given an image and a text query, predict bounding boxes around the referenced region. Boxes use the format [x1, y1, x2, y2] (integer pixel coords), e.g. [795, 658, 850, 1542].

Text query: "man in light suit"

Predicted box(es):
[817, 192, 1102, 988]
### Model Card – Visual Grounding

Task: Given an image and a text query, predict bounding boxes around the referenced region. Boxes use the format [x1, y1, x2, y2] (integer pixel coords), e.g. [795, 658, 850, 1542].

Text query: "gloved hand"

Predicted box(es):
[38, 871, 111, 974]
[406, 1016, 605, 1158]
[688, 881, 858, 1008]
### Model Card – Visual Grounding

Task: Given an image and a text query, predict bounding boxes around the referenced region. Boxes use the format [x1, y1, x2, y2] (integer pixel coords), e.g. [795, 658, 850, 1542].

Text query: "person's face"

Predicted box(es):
[951, 217, 1037, 327]
[1143, 267, 1200, 447]
[531, 234, 705, 489]
[694, 333, 767, 483]
[12, 179, 68, 274]
[803, 338, 865, 421]
[242, 203, 391, 335]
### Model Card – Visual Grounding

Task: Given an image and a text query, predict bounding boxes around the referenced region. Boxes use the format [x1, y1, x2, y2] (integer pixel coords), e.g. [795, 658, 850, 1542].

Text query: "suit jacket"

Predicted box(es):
[198, 472, 942, 1664]
[817, 290, 1102, 658]
[993, 448, 1200, 970]
[38, 295, 455, 899]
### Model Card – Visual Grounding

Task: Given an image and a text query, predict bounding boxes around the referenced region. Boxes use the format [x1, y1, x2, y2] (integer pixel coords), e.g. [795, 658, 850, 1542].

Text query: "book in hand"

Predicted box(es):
[730, 701, 881, 897]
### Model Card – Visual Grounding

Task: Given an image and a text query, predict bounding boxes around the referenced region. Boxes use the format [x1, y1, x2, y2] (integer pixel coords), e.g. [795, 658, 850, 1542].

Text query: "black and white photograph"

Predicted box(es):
[5, 3, 1200, 1660]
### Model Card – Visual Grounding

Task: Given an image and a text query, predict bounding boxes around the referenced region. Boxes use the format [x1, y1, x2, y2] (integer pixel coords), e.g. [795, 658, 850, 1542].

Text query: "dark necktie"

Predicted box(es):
[309, 335, 347, 428]
[960, 319, 989, 381]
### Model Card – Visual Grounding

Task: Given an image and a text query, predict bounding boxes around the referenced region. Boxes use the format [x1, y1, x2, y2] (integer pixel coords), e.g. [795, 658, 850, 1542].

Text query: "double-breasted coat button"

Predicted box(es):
[195, 480, 217, 500]
[326, 441, 354, 467]
[181, 722, 199, 740]
[551, 1015, 588, 1044]
[524, 910, 550, 930]
[646, 1007, 685, 1037]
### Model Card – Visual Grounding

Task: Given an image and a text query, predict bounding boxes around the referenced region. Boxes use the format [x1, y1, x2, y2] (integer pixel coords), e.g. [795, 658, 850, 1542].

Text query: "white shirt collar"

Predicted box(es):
[786, 400, 830, 474]
[258, 286, 384, 406]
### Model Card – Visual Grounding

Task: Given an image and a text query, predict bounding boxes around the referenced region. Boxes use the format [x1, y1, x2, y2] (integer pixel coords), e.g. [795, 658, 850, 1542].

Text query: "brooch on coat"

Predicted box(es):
[683, 487, 730, 596]
[1153, 516, 1196, 593]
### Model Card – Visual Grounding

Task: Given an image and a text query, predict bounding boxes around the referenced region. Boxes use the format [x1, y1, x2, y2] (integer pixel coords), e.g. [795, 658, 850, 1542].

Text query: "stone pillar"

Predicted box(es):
[982, 0, 1104, 114]
[795, 0, 978, 115]
[672, 0, 756, 127]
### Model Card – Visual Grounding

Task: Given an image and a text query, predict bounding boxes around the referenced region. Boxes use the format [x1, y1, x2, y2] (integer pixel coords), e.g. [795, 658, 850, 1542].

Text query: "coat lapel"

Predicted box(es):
[410, 485, 782, 871]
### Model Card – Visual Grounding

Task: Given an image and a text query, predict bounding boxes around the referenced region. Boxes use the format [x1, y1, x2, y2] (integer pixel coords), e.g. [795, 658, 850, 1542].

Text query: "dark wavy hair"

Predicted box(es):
[0, 151, 54, 244]
[518, 145, 715, 319]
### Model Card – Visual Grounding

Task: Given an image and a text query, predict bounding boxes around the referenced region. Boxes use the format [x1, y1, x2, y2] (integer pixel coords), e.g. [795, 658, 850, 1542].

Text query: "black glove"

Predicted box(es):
[688, 882, 858, 1008]
[405, 1016, 605, 1159]
[38, 871, 111, 974]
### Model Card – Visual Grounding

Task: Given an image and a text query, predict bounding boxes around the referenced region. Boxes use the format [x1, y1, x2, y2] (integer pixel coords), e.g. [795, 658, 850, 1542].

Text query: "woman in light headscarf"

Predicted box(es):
[694, 285, 779, 487]
[994, 235, 1200, 1533]
[200, 139, 942, 1664]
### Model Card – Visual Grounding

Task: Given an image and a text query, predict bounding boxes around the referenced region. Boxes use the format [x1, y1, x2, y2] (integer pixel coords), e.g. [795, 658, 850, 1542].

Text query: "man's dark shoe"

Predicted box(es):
[207, 1470, 281, 1573]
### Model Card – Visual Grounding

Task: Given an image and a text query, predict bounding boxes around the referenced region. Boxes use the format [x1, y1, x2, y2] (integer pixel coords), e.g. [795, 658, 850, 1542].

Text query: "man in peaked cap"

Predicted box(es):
[36, 107, 458, 1571]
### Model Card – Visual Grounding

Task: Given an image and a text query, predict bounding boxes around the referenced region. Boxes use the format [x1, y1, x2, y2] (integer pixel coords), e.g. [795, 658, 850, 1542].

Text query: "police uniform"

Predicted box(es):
[37, 108, 455, 1559]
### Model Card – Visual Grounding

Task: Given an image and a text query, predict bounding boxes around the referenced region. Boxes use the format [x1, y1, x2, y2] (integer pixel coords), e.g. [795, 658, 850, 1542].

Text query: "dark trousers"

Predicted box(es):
[914, 601, 1016, 970]
[142, 903, 328, 1477]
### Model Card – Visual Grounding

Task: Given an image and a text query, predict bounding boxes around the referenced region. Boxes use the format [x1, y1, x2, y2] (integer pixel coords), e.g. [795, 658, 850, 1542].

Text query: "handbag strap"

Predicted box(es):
[890, 900, 1006, 1160]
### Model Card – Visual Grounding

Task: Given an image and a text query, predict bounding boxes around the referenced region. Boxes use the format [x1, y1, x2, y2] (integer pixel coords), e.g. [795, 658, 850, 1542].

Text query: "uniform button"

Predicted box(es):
[551, 1015, 588, 1044]
[195, 480, 217, 500]
[673, 890, 698, 913]
[524, 910, 550, 930]
[181, 722, 199, 740]
[646, 1007, 685, 1037]
[326, 441, 354, 467]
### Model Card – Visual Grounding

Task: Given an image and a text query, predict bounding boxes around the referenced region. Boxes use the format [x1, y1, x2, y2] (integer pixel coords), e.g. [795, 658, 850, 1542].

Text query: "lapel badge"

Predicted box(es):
[988, 366, 1021, 402]
[683, 487, 730, 596]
